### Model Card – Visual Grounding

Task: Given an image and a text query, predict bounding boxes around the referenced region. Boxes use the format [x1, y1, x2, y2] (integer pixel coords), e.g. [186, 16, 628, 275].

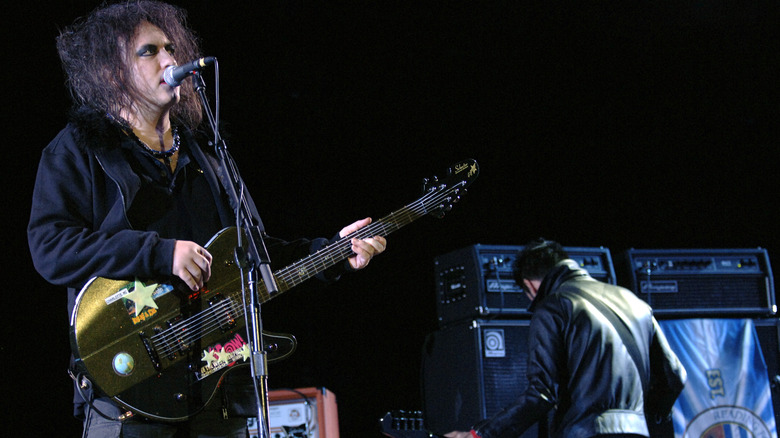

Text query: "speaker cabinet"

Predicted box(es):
[755, 318, 780, 428]
[422, 319, 541, 437]
[421, 317, 779, 436]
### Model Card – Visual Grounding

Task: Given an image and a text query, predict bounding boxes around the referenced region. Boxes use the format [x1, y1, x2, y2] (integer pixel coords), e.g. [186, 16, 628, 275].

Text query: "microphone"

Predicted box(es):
[163, 56, 216, 87]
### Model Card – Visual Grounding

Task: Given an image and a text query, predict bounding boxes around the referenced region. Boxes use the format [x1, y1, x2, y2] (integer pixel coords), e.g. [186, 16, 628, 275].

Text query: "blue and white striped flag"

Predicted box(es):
[660, 319, 777, 438]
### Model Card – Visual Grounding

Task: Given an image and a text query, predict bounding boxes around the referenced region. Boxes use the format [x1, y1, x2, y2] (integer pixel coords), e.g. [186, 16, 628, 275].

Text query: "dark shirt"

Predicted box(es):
[123, 133, 223, 245]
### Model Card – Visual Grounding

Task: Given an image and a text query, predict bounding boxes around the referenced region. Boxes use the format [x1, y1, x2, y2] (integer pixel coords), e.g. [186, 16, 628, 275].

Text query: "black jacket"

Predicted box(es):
[28, 109, 340, 418]
[28, 110, 338, 314]
[474, 260, 686, 438]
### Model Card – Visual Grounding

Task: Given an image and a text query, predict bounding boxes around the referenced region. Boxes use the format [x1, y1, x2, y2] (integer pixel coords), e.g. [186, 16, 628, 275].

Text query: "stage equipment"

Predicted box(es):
[379, 410, 444, 438]
[621, 248, 776, 317]
[434, 244, 615, 325]
[421, 319, 542, 437]
[421, 317, 780, 437]
[755, 318, 780, 428]
[248, 387, 339, 438]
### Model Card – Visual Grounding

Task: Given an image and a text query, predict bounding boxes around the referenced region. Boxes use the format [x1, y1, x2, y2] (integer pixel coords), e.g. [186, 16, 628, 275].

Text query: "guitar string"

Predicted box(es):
[273, 182, 463, 289]
[151, 300, 222, 353]
[151, 183, 460, 356]
[153, 297, 242, 357]
[274, 185, 451, 280]
[150, 184, 457, 356]
[149, 181, 465, 357]
[150, 209, 407, 355]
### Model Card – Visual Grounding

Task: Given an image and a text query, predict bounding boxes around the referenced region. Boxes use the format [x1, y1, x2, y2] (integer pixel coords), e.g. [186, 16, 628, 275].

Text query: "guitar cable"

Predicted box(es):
[69, 369, 134, 423]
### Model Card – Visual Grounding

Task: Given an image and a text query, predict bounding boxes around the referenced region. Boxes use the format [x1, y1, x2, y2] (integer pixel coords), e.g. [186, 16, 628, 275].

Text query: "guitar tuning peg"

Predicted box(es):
[422, 177, 438, 192]
[438, 202, 453, 213]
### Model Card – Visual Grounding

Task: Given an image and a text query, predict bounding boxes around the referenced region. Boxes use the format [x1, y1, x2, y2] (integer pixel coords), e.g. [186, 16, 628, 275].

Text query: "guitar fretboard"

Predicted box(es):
[270, 181, 466, 299]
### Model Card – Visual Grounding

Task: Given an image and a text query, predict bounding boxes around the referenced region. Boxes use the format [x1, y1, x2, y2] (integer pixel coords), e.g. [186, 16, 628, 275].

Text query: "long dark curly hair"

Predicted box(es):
[57, 0, 203, 129]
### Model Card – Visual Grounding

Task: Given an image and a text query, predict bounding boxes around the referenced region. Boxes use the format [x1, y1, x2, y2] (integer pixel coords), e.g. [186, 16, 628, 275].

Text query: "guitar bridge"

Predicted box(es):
[208, 294, 239, 332]
[161, 315, 189, 360]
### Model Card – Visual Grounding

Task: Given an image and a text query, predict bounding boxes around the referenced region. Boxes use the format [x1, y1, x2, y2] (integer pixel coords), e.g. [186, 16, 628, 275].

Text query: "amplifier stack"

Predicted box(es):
[421, 243, 777, 436]
[424, 243, 617, 435]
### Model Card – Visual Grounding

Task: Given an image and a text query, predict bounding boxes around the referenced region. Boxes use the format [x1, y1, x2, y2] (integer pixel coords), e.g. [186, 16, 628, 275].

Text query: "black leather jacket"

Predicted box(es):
[474, 260, 686, 438]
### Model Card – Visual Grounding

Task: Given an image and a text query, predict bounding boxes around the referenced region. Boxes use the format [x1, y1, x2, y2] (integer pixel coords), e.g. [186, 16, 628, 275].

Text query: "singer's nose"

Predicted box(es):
[160, 48, 176, 68]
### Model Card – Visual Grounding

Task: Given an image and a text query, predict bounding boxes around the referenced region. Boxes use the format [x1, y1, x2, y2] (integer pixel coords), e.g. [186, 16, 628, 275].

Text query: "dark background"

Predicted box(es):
[3, 1, 779, 436]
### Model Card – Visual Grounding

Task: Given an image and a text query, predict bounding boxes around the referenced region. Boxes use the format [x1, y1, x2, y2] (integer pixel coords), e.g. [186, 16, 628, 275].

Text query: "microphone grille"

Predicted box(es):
[163, 65, 179, 87]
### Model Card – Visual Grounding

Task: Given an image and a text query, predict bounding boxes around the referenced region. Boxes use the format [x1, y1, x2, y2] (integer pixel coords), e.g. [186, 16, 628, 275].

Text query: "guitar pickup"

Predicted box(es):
[139, 331, 163, 372]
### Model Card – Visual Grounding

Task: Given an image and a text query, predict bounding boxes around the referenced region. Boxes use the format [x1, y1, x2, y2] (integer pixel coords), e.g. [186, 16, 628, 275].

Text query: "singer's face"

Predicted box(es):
[127, 22, 180, 115]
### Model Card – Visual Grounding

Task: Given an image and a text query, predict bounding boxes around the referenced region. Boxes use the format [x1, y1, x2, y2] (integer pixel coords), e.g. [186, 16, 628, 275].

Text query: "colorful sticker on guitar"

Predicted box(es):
[124, 279, 160, 317]
[104, 279, 174, 324]
[196, 333, 251, 380]
[105, 279, 173, 306]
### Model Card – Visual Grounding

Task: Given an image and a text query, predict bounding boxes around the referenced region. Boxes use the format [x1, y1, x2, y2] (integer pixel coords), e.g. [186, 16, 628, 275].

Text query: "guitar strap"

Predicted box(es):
[578, 291, 649, 395]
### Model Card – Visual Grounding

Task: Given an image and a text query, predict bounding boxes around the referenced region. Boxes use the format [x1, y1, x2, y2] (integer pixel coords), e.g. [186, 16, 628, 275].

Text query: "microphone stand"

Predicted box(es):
[192, 69, 277, 438]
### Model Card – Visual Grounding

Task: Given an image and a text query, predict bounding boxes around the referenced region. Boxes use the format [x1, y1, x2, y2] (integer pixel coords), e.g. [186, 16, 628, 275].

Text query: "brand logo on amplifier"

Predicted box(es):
[483, 329, 506, 358]
[486, 279, 522, 293]
[640, 280, 679, 294]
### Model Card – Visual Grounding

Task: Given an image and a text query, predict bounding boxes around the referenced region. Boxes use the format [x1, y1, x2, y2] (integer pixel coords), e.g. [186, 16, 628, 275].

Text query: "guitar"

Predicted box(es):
[70, 158, 479, 422]
[380, 411, 444, 438]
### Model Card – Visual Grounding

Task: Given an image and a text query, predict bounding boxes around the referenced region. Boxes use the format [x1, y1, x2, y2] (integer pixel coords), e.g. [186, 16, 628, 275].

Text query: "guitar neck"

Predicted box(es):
[263, 183, 461, 302]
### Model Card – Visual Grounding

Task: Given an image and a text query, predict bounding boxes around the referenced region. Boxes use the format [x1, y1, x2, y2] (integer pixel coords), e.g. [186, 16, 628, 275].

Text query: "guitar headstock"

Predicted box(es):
[421, 158, 479, 219]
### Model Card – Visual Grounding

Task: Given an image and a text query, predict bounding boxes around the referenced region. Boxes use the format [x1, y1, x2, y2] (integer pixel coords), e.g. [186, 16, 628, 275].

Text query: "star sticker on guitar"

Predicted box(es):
[213, 347, 231, 364]
[238, 344, 251, 361]
[201, 350, 217, 366]
[124, 279, 160, 317]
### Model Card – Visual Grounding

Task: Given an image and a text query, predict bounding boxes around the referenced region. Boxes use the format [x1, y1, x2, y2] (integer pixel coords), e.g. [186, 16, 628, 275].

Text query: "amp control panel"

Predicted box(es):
[435, 244, 615, 325]
[621, 248, 776, 317]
